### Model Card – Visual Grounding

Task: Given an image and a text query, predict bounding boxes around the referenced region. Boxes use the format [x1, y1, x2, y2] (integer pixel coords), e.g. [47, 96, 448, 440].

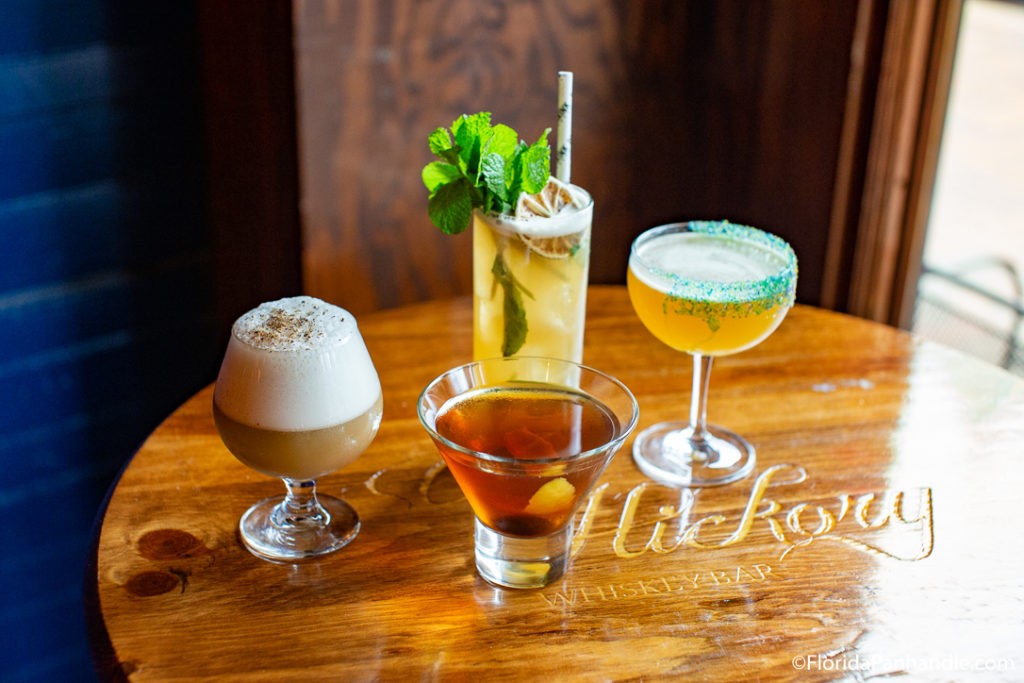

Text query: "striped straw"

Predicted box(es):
[556, 71, 573, 183]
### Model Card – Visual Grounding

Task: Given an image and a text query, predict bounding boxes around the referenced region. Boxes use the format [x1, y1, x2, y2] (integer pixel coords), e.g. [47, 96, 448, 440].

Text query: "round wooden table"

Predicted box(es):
[87, 286, 1024, 681]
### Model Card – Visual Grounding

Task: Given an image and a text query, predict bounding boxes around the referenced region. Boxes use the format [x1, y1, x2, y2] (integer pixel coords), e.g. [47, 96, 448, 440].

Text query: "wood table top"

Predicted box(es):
[88, 286, 1024, 681]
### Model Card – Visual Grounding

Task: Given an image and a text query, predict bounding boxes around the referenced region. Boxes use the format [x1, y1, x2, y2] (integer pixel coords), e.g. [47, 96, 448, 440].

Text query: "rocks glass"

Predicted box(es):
[418, 356, 638, 588]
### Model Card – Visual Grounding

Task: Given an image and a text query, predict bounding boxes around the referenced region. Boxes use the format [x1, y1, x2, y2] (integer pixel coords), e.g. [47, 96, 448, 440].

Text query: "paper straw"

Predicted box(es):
[556, 71, 573, 183]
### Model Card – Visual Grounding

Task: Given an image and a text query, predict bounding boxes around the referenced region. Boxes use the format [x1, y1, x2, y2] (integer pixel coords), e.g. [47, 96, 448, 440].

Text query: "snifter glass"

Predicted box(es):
[627, 221, 797, 487]
[213, 296, 383, 562]
[418, 357, 638, 589]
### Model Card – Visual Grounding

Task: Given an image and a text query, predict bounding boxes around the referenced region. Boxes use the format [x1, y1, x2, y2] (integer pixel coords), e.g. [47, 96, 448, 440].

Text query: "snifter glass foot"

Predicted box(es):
[473, 518, 572, 589]
[632, 420, 755, 488]
[239, 480, 359, 562]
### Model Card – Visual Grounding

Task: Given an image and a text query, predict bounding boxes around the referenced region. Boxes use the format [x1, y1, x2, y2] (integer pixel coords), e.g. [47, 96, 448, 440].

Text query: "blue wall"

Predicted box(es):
[0, 2, 217, 679]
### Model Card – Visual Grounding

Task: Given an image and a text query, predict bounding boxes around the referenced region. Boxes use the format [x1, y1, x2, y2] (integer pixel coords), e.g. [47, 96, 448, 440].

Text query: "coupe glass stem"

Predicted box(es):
[688, 353, 718, 465]
[275, 478, 326, 527]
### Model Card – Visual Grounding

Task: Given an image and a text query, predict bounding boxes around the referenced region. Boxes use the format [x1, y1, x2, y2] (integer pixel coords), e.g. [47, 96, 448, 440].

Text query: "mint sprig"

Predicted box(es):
[422, 112, 551, 235]
[490, 253, 534, 356]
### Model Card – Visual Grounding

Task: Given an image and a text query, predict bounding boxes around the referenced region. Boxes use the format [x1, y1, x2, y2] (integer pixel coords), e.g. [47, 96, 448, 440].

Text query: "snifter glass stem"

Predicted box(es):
[273, 479, 327, 527]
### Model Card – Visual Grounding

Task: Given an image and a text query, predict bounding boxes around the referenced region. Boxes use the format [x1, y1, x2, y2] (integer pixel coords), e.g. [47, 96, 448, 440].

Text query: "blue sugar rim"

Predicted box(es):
[633, 220, 798, 305]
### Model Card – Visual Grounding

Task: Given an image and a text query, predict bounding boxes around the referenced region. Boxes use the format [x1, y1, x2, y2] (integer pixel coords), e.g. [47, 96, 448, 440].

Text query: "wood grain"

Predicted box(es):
[90, 287, 1024, 680]
[846, 0, 947, 324]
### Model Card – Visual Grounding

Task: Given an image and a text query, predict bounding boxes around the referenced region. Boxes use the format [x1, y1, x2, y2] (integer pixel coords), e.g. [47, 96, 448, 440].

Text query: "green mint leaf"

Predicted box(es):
[422, 161, 461, 192]
[424, 113, 557, 353]
[428, 127, 452, 155]
[483, 123, 518, 159]
[453, 112, 492, 173]
[428, 127, 461, 167]
[505, 143, 526, 202]
[452, 112, 492, 139]
[491, 253, 529, 356]
[521, 128, 551, 194]
[442, 147, 463, 167]
[423, 112, 552, 236]
[480, 153, 508, 203]
[427, 180, 473, 235]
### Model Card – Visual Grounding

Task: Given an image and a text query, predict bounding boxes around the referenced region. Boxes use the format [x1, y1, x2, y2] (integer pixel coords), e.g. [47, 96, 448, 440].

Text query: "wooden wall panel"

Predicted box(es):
[846, 0, 961, 326]
[199, 0, 303, 334]
[294, 1, 863, 314]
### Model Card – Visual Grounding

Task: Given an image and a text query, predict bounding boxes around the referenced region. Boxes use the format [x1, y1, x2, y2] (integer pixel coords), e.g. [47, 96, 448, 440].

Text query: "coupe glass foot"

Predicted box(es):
[632, 420, 755, 487]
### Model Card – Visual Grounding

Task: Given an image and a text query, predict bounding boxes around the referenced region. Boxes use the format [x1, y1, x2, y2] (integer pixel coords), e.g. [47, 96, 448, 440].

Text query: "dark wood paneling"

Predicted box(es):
[893, 0, 962, 329]
[198, 0, 303, 334]
[822, 0, 890, 312]
[609, 1, 860, 306]
[847, 0, 961, 326]
[294, 0, 862, 313]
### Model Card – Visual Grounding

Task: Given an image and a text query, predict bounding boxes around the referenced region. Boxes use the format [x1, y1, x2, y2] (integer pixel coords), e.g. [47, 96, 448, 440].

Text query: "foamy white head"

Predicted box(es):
[214, 296, 381, 432]
[631, 232, 786, 293]
[491, 182, 593, 238]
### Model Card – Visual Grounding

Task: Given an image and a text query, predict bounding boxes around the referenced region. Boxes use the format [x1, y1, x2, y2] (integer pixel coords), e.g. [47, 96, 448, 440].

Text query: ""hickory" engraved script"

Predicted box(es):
[367, 461, 934, 563]
[569, 463, 933, 562]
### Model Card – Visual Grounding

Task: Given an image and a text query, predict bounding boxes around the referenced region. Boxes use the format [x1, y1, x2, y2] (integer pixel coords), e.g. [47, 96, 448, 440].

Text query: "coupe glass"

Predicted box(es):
[213, 296, 383, 561]
[418, 357, 638, 589]
[627, 221, 797, 487]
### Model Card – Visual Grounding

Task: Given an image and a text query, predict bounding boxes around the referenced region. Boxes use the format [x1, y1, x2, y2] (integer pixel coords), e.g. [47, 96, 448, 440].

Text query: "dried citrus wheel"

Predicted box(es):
[514, 177, 589, 258]
[515, 177, 580, 219]
[519, 232, 583, 259]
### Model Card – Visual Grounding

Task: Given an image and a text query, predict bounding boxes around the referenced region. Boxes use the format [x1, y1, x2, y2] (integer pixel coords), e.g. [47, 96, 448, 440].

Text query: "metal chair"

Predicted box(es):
[912, 257, 1024, 375]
